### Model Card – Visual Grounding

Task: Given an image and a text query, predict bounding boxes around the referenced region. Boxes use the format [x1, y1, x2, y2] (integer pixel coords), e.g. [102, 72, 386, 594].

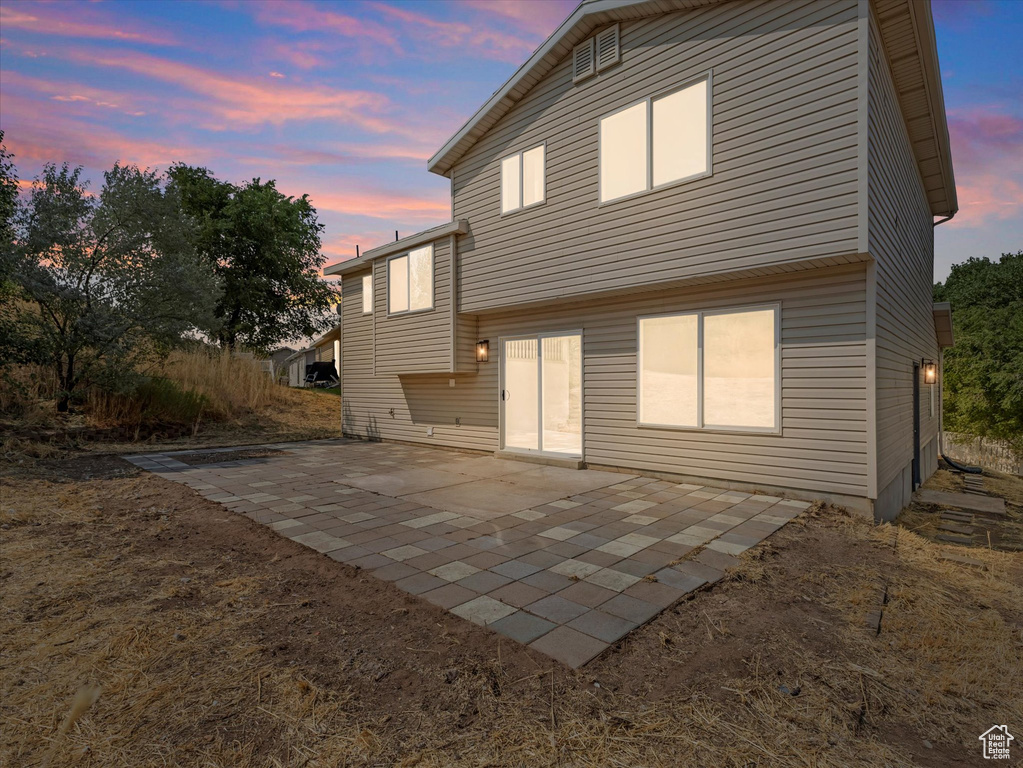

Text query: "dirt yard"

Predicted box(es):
[2, 449, 1021, 767]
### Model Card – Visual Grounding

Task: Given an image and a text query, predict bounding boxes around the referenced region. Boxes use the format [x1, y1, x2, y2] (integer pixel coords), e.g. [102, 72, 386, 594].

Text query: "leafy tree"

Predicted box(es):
[0, 131, 16, 247]
[933, 252, 1023, 451]
[2, 160, 220, 411]
[168, 165, 339, 354]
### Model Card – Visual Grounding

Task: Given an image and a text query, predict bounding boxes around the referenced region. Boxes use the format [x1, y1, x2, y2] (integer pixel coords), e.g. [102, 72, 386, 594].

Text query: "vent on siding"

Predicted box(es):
[572, 38, 595, 82]
[595, 24, 620, 71]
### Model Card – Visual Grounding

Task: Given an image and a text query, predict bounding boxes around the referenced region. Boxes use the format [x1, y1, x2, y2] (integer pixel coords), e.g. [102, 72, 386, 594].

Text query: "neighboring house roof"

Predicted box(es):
[932, 302, 954, 348]
[284, 347, 312, 364]
[425, 0, 956, 217]
[323, 220, 468, 276]
[311, 325, 341, 348]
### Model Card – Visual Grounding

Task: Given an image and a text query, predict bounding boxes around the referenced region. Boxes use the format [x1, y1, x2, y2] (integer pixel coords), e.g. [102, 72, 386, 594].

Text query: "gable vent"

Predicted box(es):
[572, 37, 595, 82]
[595, 24, 620, 71]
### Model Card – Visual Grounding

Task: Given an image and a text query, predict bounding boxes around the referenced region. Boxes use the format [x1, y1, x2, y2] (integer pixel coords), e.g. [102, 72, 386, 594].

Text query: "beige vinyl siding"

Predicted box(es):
[315, 342, 335, 363]
[341, 264, 868, 497]
[451, 0, 862, 314]
[867, 12, 940, 498]
[373, 238, 452, 375]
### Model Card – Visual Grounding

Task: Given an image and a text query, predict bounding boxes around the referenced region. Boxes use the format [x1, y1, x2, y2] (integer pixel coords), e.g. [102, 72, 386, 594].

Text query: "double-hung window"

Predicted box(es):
[361, 274, 373, 314]
[638, 305, 778, 432]
[387, 245, 433, 314]
[501, 144, 545, 214]
[599, 75, 710, 203]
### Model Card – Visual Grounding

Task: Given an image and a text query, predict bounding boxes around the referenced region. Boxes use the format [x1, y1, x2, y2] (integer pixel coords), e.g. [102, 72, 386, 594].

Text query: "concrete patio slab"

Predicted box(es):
[402, 478, 568, 519]
[341, 467, 470, 496]
[124, 438, 804, 668]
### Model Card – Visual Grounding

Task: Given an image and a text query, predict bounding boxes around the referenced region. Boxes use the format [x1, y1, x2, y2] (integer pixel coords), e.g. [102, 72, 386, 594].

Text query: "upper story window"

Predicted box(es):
[501, 145, 545, 214]
[638, 305, 778, 432]
[361, 274, 372, 314]
[387, 244, 433, 314]
[599, 75, 710, 204]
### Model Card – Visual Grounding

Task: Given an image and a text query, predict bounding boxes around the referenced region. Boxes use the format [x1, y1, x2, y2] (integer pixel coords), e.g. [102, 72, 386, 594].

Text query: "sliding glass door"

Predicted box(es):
[501, 332, 582, 457]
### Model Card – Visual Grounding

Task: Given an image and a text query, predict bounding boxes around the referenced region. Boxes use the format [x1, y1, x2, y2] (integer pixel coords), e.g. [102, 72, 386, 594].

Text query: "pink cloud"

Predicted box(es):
[1, 92, 210, 170]
[0, 3, 176, 46]
[461, 0, 577, 38]
[232, 141, 434, 174]
[946, 108, 1023, 227]
[368, 2, 536, 63]
[66, 49, 404, 134]
[247, 0, 395, 49]
[296, 186, 449, 223]
[1, 69, 148, 117]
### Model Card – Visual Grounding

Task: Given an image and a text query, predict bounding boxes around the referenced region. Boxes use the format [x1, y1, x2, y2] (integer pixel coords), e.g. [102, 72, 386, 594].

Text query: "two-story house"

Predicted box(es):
[324, 0, 957, 522]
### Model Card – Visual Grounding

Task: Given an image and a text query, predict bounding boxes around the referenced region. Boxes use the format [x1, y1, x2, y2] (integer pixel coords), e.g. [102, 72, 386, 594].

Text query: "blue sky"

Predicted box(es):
[1, 0, 1020, 281]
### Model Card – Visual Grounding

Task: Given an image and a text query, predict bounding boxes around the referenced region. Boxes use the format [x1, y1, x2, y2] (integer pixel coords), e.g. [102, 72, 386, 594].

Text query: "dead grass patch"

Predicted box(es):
[1, 458, 1019, 767]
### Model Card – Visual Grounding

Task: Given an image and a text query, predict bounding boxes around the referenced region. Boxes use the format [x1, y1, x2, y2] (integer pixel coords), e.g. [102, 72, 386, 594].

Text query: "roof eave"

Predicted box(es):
[909, 0, 958, 217]
[427, 0, 658, 176]
[933, 301, 954, 348]
[322, 219, 469, 276]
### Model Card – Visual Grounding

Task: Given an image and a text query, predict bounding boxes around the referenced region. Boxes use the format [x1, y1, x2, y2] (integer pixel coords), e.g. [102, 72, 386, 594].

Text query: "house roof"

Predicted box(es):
[426, 0, 957, 218]
[873, 0, 957, 217]
[933, 302, 954, 348]
[322, 219, 468, 276]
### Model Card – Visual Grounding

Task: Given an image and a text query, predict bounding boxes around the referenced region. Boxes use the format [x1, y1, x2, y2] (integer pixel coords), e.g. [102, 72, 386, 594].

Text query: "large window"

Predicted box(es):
[501, 144, 545, 213]
[362, 274, 372, 314]
[638, 305, 778, 431]
[599, 76, 710, 203]
[387, 245, 433, 314]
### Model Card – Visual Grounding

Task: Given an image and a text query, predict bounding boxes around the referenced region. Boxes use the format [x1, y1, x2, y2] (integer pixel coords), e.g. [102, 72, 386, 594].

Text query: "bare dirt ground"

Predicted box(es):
[2, 449, 1021, 767]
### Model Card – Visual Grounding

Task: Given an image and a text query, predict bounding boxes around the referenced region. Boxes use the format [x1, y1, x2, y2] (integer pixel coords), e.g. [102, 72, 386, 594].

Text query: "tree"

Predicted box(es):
[933, 252, 1023, 452]
[2, 160, 220, 411]
[0, 131, 16, 247]
[168, 165, 339, 354]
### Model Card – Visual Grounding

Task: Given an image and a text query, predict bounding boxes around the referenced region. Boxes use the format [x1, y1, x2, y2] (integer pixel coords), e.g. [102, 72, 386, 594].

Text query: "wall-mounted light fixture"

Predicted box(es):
[476, 340, 489, 363]
[923, 360, 937, 384]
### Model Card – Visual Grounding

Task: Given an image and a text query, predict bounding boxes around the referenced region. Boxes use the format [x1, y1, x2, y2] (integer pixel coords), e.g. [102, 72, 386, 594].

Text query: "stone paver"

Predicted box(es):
[124, 438, 804, 668]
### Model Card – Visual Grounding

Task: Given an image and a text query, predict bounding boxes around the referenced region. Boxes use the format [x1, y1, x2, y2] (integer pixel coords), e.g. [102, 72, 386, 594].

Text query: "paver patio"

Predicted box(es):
[124, 439, 808, 668]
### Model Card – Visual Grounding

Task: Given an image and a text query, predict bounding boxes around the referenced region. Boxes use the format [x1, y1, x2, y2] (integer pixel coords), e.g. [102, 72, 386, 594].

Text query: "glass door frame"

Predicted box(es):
[498, 330, 584, 459]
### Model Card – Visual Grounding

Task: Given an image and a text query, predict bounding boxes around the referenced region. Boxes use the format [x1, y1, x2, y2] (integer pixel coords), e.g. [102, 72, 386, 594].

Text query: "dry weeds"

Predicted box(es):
[1, 461, 1020, 767]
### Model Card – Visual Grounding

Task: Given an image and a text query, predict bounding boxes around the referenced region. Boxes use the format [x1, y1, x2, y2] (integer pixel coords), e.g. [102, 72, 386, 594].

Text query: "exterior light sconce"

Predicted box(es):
[923, 360, 937, 384]
[476, 340, 489, 363]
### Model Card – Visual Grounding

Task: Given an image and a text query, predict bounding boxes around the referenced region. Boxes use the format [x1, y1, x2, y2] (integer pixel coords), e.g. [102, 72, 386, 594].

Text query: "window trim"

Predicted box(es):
[598, 72, 713, 206]
[499, 142, 547, 216]
[636, 302, 781, 435]
[361, 273, 373, 314]
[386, 244, 435, 316]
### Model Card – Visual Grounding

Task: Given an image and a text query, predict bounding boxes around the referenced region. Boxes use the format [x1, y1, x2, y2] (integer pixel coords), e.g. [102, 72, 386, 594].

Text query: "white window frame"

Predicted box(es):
[499, 143, 546, 215]
[598, 72, 713, 206]
[386, 245, 434, 316]
[636, 303, 780, 434]
[361, 273, 373, 314]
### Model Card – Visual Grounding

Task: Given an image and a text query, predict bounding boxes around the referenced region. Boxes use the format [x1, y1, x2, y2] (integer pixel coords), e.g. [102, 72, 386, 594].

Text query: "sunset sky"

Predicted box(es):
[1, 0, 1020, 282]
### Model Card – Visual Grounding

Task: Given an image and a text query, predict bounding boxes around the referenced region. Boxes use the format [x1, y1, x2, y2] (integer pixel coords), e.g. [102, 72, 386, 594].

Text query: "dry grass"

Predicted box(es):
[1, 348, 339, 459]
[88, 348, 287, 427]
[2, 460, 1020, 766]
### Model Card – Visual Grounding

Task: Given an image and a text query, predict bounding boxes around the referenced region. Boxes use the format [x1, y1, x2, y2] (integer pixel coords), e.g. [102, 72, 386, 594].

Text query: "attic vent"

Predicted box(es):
[595, 24, 620, 71]
[572, 37, 595, 82]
